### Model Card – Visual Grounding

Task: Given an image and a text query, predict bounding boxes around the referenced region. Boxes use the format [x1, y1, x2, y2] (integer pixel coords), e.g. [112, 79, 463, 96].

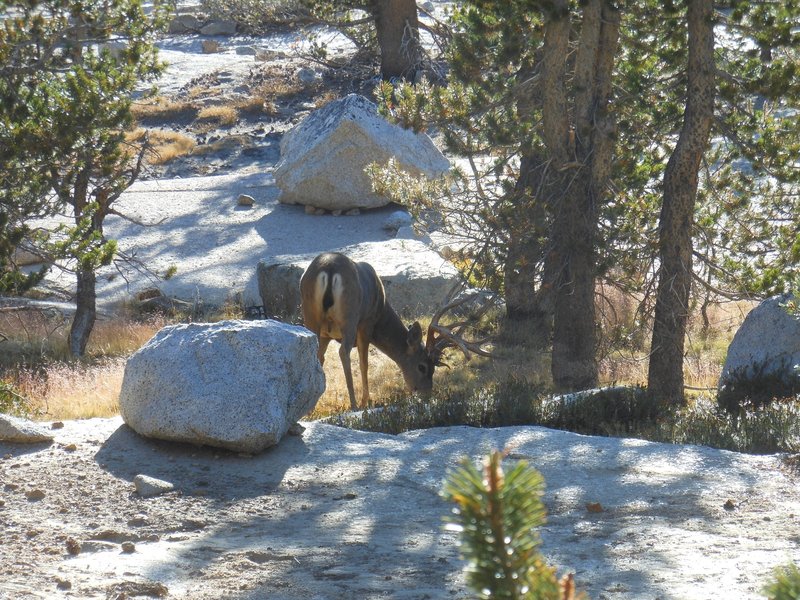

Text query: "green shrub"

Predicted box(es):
[763, 562, 800, 600]
[0, 380, 30, 417]
[333, 379, 800, 455]
[442, 451, 581, 600]
[718, 360, 800, 414]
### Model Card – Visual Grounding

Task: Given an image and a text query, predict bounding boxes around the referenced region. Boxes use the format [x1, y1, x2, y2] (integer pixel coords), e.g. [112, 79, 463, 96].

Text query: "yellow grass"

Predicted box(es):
[127, 128, 197, 165]
[16, 359, 125, 420]
[196, 105, 239, 127]
[1, 297, 753, 422]
[131, 96, 197, 122]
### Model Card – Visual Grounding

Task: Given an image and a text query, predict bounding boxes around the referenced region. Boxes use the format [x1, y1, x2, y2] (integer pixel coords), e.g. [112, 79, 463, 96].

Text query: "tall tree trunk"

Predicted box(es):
[549, 0, 620, 391]
[374, 0, 421, 80]
[68, 167, 100, 357]
[503, 153, 554, 337]
[647, 0, 715, 405]
[69, 265, 96, 356]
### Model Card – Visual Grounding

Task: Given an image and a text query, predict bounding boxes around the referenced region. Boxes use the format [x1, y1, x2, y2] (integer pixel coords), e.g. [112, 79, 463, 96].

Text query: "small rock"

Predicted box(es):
[384, 210, 413, 231]
[345, 208, 361, 216]
[63, 443, 77, 452]
[25, 489, 46, 501]
[121, 541, 136, 554]
[235, 45, 257, 56]
[55, 578, 72, 590]
[201, 39, 221, 54]
[288, 422, 305, 436]
[134, 474, 175, 498]
[723, 499, 736, 511]
[586, 502, 604, 513]
[168, 14, 201, 34]
[237, 194, 255, 207]
[297, 67, 320, 85]
[304, 204, 319, 215]
[51, 421, 65, 429]
[66, 537, 81, 555]
[199, 20, 237, 35]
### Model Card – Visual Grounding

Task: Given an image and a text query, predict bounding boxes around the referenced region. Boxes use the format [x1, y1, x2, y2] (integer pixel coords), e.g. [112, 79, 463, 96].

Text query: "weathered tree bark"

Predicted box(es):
[549, 0, 620, 391]
[647, 0, 715, 405]
[67, 170, 107, 357]
[373, 0, 421, 80]
[503, 153, 553, 334]
[69, 265, 96, 356]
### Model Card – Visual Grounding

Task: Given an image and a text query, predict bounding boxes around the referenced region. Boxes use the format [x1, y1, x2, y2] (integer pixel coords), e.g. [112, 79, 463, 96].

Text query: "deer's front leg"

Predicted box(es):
[356, 332, 371, 408]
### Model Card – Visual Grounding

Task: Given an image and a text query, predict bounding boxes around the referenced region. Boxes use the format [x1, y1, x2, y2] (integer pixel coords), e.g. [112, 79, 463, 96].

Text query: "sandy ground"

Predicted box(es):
[2, 417, 799, 599]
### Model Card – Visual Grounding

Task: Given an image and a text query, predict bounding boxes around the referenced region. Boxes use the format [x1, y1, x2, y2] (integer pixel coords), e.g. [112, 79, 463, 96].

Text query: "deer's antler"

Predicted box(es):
[425, 287, 495, 366]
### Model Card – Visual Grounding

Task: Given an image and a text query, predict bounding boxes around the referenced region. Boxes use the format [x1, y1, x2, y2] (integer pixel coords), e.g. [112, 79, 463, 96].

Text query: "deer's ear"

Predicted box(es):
[407, 321, 423, 347]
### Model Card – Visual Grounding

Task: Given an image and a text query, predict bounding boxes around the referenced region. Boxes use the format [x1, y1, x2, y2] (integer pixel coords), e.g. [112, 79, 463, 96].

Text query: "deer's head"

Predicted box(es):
[397, 321, 436, 395]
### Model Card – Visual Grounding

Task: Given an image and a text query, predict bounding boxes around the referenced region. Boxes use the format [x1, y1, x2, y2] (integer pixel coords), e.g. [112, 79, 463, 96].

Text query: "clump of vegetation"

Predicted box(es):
[763, 562, 800, 600]
[442, 451, 582, 599]
[196, 105, 239, 127]
[127, 129, 197, 165]
[718, 361, 800, 415]
[0, 381, 31, 417]
[336, 379, 800, 456]
[199, 0, 309, 33]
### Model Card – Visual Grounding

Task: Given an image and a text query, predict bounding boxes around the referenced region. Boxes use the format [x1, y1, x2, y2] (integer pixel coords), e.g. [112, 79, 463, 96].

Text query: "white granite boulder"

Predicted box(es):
[718, 294, 800, 409]
[0, 414, 54, 444]
[119, 320, 325, 453]
[274, 94, 450, 211]
[256, 240, 461, 322]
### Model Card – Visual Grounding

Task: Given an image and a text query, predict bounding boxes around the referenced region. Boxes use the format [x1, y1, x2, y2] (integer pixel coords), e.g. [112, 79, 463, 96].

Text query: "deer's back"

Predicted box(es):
[300, 253, 386, 340]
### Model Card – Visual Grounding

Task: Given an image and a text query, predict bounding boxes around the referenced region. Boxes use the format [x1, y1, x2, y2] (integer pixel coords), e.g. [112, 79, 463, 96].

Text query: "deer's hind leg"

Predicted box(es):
[316, 335, 332, 365]
[338, 332, 359, 411]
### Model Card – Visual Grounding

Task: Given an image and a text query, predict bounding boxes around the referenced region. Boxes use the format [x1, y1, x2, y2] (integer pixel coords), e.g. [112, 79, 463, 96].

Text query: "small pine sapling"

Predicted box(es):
[441, 450, 581, 600]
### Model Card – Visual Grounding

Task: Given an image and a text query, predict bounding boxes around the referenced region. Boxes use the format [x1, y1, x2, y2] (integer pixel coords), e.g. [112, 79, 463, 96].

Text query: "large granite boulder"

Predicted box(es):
[119, 320, 325, 453]
[718, 294, 800, 411]
[274, 94, 449, 211]
[256, 240, 461, 322]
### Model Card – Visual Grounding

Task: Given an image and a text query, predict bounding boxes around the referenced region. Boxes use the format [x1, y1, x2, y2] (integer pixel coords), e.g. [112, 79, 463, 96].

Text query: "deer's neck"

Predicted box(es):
[370, 303, 410, 364]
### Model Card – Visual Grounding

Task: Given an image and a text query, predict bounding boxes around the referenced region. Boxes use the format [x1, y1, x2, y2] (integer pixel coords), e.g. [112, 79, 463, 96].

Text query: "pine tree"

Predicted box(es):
[0, 0, 167, 354]
[441, 451, 581, 600]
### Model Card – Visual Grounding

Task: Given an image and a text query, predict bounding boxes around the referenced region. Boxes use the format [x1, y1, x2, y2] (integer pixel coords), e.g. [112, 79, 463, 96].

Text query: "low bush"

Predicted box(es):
[335, 379, 800, 455]
[0, 380, 30, 416]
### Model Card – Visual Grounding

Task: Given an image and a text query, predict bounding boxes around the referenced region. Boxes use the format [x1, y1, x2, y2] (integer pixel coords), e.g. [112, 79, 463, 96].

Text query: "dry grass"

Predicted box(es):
[127, 128, 197, 165]
[196, 105, 239, 127]
[15, 359, 125, 420]
[131, 96, 197, 123]
[1, 310, 166, 419]
[191, 134, 253, 156]
[309, 346, 407, 418]
[1, 295, 754, 422]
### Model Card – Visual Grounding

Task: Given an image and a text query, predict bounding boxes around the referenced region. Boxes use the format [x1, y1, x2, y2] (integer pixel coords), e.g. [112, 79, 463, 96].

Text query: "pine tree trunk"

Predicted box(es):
[647, 0, 715, 405]
[374, 0, 421, 80]
[549, 0, 619, 391]
[69, 265, 96, 356]
[503, 153, 554, 338]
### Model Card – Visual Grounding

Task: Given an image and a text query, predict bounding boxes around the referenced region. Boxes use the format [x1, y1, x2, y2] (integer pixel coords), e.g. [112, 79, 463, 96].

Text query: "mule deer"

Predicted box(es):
[300, 252, 491, 410]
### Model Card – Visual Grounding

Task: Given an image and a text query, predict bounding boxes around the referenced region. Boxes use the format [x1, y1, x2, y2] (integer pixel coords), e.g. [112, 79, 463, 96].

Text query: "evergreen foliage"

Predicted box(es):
[442, 451, 581, 600]
[0, 0, 167, 353]
[763, 562, 800, 600]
